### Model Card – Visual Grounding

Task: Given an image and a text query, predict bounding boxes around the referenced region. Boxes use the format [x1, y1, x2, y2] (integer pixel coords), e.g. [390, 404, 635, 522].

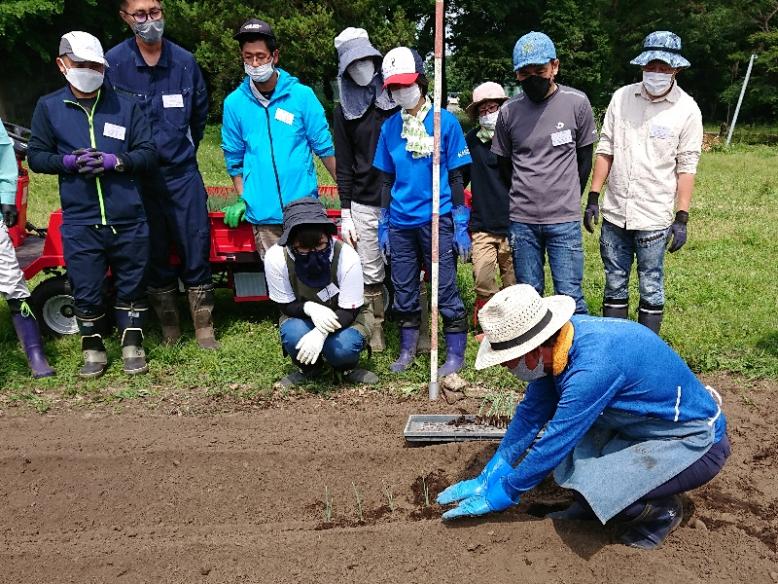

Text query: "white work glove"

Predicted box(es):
[295, 328, 327, 365]
[303, 301, 342, 333]
[340, 208, 359, 248]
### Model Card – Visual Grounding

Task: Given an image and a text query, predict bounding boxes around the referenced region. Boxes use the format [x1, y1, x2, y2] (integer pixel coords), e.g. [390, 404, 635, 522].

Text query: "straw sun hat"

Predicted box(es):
[475, 284, 576, 370]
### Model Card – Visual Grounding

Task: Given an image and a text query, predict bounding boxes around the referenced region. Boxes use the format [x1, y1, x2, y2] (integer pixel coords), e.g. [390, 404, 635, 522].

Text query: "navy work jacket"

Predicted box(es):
[106, 38, 208, 173]
[28, 84, 156, 226]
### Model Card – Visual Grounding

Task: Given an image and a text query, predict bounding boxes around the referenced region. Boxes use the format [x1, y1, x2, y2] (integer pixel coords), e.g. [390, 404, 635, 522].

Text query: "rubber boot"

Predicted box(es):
[638, 304, 664, 335]
[417, 283, 431, 354]
[8, 300, 55, 379]
[602, 298, 628, 319]
[391, 326, 420, 373]
[278, 361, 324, 388]
[364, 284, 386, 353]
[337, 367, 379, 385]
[618, 495, 683, 550]
[115, 302, 149, 375]
[77, 313, 109, 379]
[472, 296, 489, 334]
[187, 284, 220, 350]
[438, 331, 467, 377]
[148, 284, 181, 345]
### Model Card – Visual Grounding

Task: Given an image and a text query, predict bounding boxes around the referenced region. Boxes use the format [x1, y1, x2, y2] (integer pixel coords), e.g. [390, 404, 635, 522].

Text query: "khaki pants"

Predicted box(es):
[472, 231, 515, 300]
[350, 201, 385, 286]
[252, 224, 283, 260]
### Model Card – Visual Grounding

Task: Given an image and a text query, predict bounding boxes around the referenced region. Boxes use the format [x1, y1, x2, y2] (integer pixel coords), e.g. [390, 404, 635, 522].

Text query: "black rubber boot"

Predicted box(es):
[278, 361, 324, 388]
[115, 302, 149, 375]
[76, 313, 109, 379]
[148, 284, 181, 345]
[337, 367, 379, 385]
[619, 495, 683, 550]
[8, 299, 55, 378]
[638, 303, 664, 334]
[603, 298, 628, 319]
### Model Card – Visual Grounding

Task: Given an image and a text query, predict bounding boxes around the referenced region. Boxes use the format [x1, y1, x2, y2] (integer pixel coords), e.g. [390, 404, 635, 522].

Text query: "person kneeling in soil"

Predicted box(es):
[438, 284, 730, 550]
[265, 198, 378, 387]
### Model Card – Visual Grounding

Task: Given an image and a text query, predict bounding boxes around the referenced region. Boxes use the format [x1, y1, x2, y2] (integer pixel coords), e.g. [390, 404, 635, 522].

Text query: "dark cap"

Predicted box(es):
[234, 18, 276, 43]
[278, 197, 337, 246]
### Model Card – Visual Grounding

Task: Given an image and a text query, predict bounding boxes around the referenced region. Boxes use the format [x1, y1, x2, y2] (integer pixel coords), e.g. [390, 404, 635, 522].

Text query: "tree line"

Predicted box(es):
[1, 0, 776, 125]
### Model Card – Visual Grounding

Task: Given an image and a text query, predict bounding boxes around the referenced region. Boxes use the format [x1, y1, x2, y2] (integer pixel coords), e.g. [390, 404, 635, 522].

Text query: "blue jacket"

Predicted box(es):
[28, 84, 156, 226]
[221, 71, 335, 225]
[106, 38, 208, 173]
[495, 316, 727, 501]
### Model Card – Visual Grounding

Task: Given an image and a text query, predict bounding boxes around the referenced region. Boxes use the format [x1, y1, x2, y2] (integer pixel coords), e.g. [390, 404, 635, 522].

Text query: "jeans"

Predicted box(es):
[599, 220, 669, 310]
[509, 221, 588, 314]
[280, 317, 366, 370]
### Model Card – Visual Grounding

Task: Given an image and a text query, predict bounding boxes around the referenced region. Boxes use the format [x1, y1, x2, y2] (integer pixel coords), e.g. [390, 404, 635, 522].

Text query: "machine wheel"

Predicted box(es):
[28, 276, 78, 337]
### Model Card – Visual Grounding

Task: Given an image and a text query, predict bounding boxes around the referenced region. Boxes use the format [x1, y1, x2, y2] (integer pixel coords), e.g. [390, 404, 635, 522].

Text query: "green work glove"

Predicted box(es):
[223, 199, 247, 228]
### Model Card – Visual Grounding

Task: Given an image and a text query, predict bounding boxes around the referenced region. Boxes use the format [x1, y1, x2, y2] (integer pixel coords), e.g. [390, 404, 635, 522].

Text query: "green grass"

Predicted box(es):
[2, 128, 777, 407]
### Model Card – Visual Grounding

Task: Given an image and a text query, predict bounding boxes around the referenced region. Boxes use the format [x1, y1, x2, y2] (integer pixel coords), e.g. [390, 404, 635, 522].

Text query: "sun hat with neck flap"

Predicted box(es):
[475, 284, 576, 370]
[278, 197, 337, 247]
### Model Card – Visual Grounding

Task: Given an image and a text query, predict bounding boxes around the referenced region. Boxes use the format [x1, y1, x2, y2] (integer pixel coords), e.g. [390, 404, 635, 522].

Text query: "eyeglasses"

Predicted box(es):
[121, 7, 163, 23]
[242, 53, 274, 66]
[478, 103, 500, 116]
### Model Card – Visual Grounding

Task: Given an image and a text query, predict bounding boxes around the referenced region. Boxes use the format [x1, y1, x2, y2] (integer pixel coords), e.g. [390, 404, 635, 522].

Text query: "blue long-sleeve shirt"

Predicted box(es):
[497, 315, 726, 500]
[0, 121, 17, 206]
[106, 38, 208, 172]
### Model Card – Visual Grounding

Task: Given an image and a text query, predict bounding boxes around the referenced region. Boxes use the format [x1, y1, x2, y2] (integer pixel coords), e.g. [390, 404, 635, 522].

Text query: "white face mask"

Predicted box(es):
[510, 354, 547, 381]
[392, 84, 422, 110]
[245, 61, 275, 84]
[642, 71, 674, 96]
[61, 61, 104, 94]
[347, 59, 376, 87]
[479, 111, 499, 130]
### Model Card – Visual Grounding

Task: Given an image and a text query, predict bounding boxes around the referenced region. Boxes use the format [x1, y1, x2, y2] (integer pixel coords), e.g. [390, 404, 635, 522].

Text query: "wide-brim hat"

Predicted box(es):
[630, 30, 690, 69]
[58, 31, 109, 67]
[278, 197, 337, 247]
[382, 47, 424, 87]
[335, 27, 382, 76]
[465, 81, 508, 114]
[475, 284, 575, 370]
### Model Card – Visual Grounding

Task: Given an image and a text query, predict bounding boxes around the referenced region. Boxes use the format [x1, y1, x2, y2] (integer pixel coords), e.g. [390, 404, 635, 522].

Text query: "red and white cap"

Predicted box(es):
[381, 47, 423, 87]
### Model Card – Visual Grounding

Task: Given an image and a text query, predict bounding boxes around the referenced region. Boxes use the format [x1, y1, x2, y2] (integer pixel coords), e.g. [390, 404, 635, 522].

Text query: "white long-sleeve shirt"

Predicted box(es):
[596, 82, 703, 230]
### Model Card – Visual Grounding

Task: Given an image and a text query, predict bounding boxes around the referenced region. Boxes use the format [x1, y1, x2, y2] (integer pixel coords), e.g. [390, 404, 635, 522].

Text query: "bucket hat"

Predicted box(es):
[278, 197, 337, 247]
[58, 31, 109, 66]
[475, 284, 575, 370]
[630, 31, 690, 69]
[382, 47, 424, 87]
[334, 27, 382, 76]
[465, 82, 508, 115]
[512, 31, 556, 71]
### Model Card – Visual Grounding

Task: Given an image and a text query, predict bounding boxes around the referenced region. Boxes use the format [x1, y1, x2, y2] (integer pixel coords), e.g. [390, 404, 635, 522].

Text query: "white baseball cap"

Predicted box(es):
[381, 47, 423, 87]
[58, 31, 109, 67]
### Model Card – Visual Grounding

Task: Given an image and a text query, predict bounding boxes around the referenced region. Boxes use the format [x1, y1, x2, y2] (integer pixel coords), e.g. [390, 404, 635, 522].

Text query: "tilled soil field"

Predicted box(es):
[1, 373, 776, 584]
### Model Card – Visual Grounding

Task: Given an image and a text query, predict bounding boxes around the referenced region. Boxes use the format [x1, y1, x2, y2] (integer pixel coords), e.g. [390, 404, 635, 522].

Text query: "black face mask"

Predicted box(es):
[520, 75, 552, 103]
[293, 240, 332, 289]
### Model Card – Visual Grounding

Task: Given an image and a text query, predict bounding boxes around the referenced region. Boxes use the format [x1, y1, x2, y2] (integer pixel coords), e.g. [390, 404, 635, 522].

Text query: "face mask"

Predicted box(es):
[347, 59, 376, 87]
[61, 62, 104, 94]
[510, 354, 547, 381]
[245, 61, 275, 84]
[134, 19, 165, 44]
[520, 75, 552, 103]
[642, 71, 674, 96]
[292, 240, 332, 289]
[479, 111, 499, 130]
[392, 84, 422, 110]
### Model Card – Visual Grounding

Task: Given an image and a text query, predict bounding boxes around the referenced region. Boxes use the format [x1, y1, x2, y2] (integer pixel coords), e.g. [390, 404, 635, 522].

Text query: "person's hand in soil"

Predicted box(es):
[441, 476, 518, 520]
[437, 453, 512, 505]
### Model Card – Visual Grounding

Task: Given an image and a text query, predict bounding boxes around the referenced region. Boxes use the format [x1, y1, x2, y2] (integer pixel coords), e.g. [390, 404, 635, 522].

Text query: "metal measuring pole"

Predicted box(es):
[726, 54, 757, 146]
[429, 0, 445, 401]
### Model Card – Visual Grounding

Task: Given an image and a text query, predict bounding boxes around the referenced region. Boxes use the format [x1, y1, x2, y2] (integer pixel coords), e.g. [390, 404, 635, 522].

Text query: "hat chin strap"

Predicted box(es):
[489, 309, 553, 351]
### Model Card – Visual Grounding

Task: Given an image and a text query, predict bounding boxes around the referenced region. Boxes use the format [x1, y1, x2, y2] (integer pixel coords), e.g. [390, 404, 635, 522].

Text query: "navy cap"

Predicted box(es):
[234, 18, 276, 43]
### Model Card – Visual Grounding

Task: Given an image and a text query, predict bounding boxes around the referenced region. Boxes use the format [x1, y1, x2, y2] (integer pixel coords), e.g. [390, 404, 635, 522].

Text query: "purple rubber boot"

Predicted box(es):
[390, 327, 419, 373]
[438, 331, 467, 377]
[10, 305, 55, 379]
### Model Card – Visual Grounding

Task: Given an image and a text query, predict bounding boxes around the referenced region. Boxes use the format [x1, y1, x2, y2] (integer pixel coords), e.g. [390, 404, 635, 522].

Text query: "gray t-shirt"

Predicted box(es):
[492, 84, 596, 224]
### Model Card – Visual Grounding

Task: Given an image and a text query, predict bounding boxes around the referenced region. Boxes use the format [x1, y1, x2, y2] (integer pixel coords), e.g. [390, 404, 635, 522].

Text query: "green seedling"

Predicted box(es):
[352, 481, 364, 523]
[323, 485, 333, 523]
[383, 481, 396, 513]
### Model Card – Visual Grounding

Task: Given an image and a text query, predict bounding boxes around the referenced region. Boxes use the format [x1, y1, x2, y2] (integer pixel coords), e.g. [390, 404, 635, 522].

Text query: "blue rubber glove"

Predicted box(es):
[378, 207, 391, 264]
[441, 476, 519, 521]
[452, 205, 471, 262]
[436, 453, 512, 505]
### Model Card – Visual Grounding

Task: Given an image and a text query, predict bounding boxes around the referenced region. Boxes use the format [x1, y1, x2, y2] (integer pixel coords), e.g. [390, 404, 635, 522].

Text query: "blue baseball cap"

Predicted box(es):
[512, 32, 557, 71]
[630, 31, 690, 69]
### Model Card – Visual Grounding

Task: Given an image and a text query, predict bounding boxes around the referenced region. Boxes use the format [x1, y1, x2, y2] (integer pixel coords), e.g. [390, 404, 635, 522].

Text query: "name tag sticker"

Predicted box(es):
[275, 108, 295, 125]
[162, 94, 185, 108]
[551, 129, 573, 147]
[317, 283, 340, 302]
[650, 124, 672, 139]
[103, 123, 126, 141]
